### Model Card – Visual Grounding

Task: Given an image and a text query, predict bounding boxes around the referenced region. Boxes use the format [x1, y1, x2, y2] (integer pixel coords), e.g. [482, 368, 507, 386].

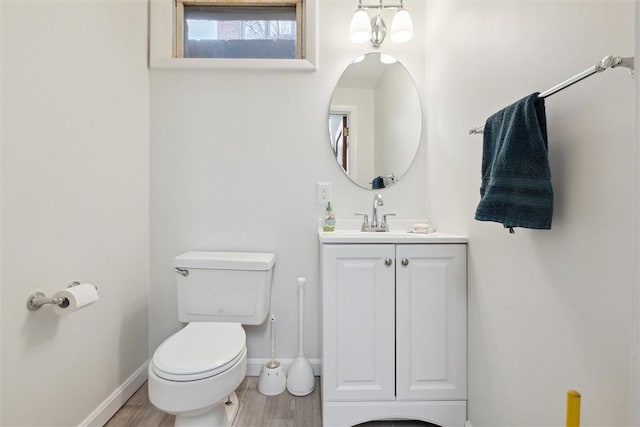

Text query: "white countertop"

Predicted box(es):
[317, 219, 468, 244]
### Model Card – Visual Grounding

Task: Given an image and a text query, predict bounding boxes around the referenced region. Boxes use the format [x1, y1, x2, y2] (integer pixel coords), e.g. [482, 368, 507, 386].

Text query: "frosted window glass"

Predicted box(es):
[184, 6, 297, 59]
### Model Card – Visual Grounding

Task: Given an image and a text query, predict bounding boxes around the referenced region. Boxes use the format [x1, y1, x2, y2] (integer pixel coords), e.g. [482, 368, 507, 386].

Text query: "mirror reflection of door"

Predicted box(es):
[329, 113, 350, 172]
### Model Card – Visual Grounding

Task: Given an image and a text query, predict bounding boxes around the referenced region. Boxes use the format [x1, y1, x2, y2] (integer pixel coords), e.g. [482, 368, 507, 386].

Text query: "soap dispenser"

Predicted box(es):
[323, 202, 336, 232]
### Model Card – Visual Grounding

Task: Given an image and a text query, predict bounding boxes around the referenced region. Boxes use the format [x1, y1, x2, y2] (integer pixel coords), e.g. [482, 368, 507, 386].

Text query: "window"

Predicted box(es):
[175, 0, 303, 59]
[149, 0, 316, 69]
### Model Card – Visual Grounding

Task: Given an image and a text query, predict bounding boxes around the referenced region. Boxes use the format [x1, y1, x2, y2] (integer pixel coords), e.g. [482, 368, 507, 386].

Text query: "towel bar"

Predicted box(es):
[469, 55, 635, 135]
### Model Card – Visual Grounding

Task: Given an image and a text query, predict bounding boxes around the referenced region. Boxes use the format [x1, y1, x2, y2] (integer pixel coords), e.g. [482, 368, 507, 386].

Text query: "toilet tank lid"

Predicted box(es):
[174, 251, 276, 270]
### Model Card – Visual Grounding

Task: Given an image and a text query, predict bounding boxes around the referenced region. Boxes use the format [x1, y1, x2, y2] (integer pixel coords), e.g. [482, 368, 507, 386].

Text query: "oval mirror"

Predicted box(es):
[328, 52, 422, 189]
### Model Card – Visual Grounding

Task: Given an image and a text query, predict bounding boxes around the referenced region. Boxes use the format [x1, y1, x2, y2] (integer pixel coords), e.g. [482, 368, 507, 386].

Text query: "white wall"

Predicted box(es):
[0, 0, 4, 421]
[425, 1, 635, 426]
[632, 2, 640, 425]
[0, 1, 149, 425]
[149, 0, 428, 366]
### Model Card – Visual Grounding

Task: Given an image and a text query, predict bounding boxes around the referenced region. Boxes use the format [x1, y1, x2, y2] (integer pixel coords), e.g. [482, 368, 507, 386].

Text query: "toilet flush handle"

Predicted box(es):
[174, 267, 189, 277]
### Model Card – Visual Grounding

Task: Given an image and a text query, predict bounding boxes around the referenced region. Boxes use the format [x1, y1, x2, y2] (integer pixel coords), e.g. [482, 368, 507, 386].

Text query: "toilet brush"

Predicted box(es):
[286, 277, 315, 396]
[258, 314, 287, 396]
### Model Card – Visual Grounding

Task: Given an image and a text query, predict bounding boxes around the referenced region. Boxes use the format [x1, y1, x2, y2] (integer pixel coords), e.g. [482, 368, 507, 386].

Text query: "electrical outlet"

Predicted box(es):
[317, 182, 331, 204]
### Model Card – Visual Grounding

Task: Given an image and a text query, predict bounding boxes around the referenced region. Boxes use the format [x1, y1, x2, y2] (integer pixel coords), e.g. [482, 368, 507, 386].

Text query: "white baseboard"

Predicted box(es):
[247, 358, 321, 376]
[79, 361, 149, 427]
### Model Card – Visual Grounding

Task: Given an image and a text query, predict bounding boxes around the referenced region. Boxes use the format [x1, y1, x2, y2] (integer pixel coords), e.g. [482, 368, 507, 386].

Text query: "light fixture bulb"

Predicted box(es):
[390, 9, 413, 43]
[350, 9, 372, 44]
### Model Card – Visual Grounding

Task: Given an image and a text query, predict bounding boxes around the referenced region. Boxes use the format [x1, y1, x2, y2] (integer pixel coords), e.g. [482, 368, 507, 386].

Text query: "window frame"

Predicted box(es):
[149, 0, 317, 70]
[176, 0, 303, 60]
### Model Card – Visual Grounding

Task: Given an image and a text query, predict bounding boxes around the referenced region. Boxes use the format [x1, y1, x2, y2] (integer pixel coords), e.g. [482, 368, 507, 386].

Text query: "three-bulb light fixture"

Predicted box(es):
[349, 0, 413, 47]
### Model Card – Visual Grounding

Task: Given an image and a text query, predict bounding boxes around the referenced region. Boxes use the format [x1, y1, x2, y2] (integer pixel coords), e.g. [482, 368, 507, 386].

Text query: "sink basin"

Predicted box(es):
[318, 228, 467, 244]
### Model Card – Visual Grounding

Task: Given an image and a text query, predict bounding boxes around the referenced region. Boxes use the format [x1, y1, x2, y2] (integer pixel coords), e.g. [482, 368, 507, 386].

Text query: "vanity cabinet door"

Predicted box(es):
[395, 244, 467, 401]
[322, 244, 396, 401]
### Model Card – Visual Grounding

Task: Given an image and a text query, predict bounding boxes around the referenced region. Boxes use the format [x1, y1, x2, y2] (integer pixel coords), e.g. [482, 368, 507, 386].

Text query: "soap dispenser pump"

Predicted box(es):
[323, 202, 335, 232]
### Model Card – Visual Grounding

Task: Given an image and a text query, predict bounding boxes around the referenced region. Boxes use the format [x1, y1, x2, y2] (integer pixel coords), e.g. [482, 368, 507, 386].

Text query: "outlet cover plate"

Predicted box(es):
[317, 182, 331, 204]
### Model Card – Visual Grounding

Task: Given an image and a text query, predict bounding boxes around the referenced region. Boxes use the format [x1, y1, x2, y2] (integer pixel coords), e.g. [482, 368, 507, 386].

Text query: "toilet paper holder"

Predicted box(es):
[26, 281, 97, 311]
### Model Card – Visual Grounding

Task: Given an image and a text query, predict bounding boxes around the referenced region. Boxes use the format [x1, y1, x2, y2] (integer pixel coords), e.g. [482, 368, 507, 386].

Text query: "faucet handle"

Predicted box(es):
[381, 213, 396, 231]
[354, 213, 369, 231]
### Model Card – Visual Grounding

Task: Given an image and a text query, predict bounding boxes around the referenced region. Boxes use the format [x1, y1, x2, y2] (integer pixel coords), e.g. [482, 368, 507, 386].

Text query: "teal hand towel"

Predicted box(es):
[474, 93, 553, 230]
[371, 176, 385, 189]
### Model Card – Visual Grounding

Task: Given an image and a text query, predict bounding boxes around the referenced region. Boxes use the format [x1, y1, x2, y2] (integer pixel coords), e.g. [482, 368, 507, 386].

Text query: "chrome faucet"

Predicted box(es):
[355, 194, 396, 232]
[371, 194, 384, 229]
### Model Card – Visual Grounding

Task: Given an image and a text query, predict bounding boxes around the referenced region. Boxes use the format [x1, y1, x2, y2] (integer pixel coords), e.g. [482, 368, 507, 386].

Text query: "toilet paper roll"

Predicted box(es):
[52, 283, 99, 315]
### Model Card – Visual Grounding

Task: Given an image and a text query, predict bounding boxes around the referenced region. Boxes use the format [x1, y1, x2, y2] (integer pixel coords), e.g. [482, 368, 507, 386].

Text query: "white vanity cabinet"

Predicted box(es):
[320, 239, 467, 427]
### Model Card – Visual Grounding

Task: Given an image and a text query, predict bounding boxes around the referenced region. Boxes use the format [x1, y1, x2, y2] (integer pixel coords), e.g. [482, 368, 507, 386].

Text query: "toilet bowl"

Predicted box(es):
[148, 323, 247, 427]
[148, 251, 276, 427]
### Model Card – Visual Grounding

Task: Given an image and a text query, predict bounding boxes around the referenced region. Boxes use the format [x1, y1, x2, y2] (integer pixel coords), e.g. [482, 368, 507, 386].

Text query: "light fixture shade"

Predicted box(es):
[380, 53, 397, 64]
[350, 9, 372, 44]
[390, 9, 413, 43]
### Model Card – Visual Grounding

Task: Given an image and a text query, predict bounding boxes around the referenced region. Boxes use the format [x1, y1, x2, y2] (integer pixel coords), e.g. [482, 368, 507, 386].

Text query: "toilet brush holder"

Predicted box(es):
[258, 359, 287, 396]
[258, 314, 286, 396]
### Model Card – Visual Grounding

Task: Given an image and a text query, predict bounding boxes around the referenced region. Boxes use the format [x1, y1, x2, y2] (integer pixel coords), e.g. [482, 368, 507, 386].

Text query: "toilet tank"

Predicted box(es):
[174, 251, 276, 325]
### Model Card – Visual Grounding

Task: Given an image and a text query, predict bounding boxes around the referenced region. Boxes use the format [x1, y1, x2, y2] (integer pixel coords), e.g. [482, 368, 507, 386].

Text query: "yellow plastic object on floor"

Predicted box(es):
[566, 389, 581, 427]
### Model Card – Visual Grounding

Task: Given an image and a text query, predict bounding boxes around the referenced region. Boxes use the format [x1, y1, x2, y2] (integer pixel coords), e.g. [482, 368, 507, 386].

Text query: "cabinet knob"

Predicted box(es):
[384, 258, 393, 266]
[401, 258, 409, 266]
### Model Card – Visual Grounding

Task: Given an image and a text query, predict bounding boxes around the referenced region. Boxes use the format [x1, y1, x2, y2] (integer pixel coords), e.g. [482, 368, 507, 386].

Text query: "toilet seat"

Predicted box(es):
[152, 322, 246, 381]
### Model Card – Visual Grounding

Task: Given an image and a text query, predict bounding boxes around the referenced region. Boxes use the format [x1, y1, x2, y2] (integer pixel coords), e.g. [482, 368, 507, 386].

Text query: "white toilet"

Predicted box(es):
[148, 251, 276, 427]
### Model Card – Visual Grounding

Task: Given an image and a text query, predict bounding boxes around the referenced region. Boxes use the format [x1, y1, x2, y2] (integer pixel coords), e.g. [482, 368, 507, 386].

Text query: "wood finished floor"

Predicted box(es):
[105, 377, 433, 427]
